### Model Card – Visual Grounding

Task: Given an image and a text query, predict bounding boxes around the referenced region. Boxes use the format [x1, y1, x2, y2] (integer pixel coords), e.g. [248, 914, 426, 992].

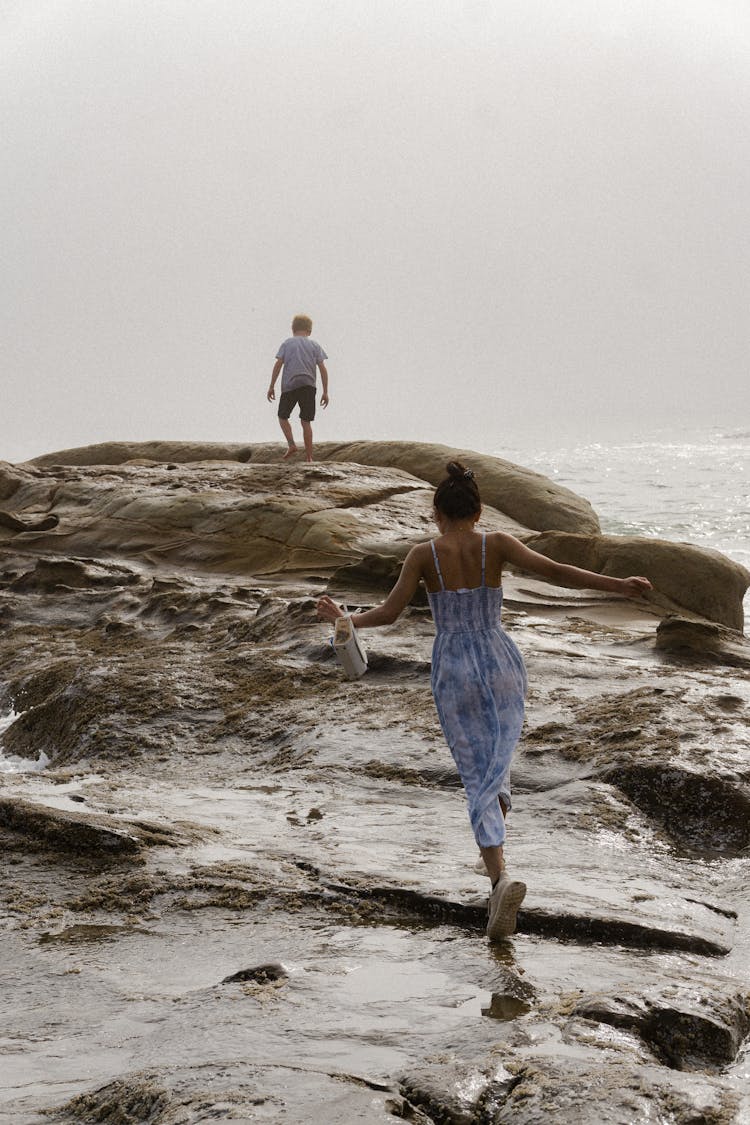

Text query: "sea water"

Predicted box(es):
[501, 425, 750, 623]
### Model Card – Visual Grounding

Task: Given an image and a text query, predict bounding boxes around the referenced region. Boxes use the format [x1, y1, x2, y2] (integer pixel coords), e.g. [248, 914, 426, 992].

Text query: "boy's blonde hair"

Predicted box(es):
[292, 314, 313, 334]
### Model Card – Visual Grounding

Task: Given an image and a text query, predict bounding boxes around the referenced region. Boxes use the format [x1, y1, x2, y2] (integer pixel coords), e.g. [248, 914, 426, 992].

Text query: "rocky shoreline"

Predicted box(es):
[1, 442, 749, 1123]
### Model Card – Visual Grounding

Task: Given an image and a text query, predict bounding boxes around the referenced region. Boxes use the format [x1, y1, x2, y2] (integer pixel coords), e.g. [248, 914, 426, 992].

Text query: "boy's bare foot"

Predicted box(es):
[305, 456, 313, 463]
[282, 446, 299, 460]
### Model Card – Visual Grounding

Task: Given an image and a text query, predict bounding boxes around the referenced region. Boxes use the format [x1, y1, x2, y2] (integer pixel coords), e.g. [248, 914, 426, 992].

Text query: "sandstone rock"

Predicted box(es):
[398, 1054, 740, 1125]
[0, 462, 42, 503]
[520, 530, 750, 630]
[322, 880, 730, 955]
[309, 440, 599, 536]
[0, 511, 59, 533]
[604, 762, 750, 856]
[9, 557, 139, 592]
[43, 1064, 397, 1124]
[220, 962, 288, 985]
[2, 575, 748, 1125]
[2, 442, 749, 1125]
[0, 797, 180, 856]
[27, 441, 244, 468]
[329, 553, 403, 591]
[3, 455, 746, 628]
[4, 460, 434, 575]
[46, 1074, 171, 1124]
[573, 988, 750, 1070]
[400, 1061, 517, 1125]
[29, 438, 600, 535]
[656, 615, 750, 666]
[327, 552, 429, 606]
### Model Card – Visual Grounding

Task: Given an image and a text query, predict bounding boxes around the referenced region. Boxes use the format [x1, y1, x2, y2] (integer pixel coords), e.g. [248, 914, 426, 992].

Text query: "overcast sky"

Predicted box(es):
[2, 0, 749, 463]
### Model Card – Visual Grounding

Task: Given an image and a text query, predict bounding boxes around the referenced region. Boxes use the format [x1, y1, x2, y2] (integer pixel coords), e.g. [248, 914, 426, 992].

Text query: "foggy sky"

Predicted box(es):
[2, 0, 749, 463]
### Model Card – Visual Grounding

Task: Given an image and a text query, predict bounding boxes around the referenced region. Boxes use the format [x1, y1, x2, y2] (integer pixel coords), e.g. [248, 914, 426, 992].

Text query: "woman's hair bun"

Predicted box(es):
[434, 460, 481, 517]
[446, 461, 474, 481]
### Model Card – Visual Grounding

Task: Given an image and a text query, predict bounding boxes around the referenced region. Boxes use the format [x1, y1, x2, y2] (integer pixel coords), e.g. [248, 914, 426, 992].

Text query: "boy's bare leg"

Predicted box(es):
[278, 417, 298, 458]
[301, 420, 314, 462]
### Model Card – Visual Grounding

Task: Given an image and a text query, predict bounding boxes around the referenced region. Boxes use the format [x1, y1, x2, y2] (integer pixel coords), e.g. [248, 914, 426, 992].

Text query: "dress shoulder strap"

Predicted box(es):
[430, 540, 446, 591]
[481, 533, 487, 586]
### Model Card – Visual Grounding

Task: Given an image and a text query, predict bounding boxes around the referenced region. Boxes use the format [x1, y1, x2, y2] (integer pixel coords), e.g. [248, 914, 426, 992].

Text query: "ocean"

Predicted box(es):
[502, 424, 750, 624]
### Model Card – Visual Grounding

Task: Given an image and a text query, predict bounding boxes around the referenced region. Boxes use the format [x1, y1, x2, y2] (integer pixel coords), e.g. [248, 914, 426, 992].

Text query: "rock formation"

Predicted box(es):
[28, 437, 602, 534]
[6, 443, 749, 628]
[1, 443, 749, 1123]
[521, 530, 750, 631]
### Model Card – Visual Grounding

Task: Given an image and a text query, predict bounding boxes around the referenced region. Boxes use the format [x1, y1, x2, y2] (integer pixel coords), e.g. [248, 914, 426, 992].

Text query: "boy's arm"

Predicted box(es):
[267, 359, 283, 401]
[318, 361, 329, 407]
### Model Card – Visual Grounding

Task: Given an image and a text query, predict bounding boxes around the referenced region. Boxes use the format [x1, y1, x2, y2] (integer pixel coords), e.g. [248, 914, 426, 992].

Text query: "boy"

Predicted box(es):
[267, 315, 329, 462]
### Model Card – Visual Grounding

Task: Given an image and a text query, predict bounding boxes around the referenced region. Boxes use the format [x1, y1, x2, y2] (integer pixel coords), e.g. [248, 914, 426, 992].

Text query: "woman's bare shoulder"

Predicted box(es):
[406, 541, 435, 567]
[485, 531, 525, 564]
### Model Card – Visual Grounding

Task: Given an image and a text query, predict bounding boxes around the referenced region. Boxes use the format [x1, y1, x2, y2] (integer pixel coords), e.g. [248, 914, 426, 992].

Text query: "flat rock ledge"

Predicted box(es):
[1, 488, 749, 1125]
[2, 443, 747, 628]
[26, 437, 601, 535]
[0, 797, 184, 856]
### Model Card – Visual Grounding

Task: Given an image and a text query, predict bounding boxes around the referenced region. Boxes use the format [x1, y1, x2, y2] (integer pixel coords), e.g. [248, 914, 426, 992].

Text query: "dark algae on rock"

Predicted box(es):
[1, 443, 749, 1124]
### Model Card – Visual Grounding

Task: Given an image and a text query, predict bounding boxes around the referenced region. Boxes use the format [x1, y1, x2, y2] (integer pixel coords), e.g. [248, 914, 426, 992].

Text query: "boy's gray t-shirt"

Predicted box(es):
[276, 337, 328, 392]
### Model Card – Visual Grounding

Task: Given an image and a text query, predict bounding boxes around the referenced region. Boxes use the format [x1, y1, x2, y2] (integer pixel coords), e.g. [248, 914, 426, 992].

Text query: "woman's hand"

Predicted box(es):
[620, 576, 652, 598]
[317, 595, 346, 622]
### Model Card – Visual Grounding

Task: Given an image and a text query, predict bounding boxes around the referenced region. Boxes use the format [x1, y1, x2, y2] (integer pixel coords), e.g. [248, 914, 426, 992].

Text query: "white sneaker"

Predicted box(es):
[486, 872, 526, 941]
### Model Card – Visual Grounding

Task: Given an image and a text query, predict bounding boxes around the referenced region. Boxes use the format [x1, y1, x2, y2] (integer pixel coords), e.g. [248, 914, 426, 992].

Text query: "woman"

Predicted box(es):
[317, 462, 652, 940]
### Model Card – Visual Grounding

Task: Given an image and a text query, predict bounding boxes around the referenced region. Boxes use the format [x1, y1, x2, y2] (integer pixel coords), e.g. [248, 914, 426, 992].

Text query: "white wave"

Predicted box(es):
[0, 710, 49, 774]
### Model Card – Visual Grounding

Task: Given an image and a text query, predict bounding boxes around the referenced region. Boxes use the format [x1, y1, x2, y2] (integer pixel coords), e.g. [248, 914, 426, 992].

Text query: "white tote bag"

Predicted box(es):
[332, 612, 368, 680]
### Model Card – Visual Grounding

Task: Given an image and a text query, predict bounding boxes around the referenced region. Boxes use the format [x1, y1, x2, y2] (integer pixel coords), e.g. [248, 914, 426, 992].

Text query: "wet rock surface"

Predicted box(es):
[573, 988, 750, 1071]
[0, 796, 185, 855]
[1, 449, 749, 1124]
[656, 615, 750, 666]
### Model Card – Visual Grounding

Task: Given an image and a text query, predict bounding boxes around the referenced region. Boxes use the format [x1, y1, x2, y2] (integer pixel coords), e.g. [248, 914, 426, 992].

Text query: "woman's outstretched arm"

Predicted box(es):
[496, 533, 653, 598]
[317, 546, 425, 627]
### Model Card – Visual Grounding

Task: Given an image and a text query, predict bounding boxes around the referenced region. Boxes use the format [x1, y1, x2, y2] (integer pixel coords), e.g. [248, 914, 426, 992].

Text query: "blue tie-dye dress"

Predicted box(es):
[428, 534, 527, 848]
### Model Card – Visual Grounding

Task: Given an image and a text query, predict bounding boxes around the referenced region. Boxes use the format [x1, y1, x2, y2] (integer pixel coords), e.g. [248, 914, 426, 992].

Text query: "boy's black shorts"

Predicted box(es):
[278, 386, 316, 422]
